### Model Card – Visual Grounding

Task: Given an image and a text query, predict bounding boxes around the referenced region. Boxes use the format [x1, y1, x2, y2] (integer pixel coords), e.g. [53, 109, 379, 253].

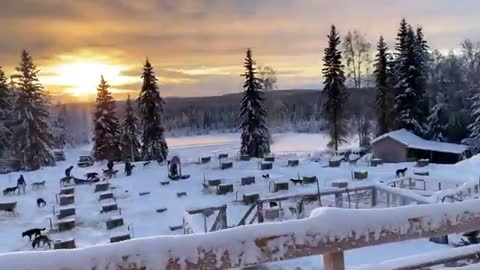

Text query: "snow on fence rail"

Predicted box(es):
[2, 199, 480, 270]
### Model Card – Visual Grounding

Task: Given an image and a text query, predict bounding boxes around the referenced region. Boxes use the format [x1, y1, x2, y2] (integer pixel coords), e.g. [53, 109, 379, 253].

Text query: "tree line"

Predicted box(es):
[3, 17, 480, 169]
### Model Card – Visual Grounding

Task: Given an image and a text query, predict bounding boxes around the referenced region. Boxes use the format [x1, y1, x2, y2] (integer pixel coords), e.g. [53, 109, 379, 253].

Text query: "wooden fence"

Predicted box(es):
[1, 198, 480, 270]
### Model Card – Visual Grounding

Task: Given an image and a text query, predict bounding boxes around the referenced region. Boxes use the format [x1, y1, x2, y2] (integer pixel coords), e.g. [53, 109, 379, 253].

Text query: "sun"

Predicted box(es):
[53, 61, 127, 96]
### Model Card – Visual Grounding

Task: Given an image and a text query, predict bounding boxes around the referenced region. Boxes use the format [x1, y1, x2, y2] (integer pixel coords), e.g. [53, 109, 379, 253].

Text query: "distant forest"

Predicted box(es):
[65, 88, 374, 145]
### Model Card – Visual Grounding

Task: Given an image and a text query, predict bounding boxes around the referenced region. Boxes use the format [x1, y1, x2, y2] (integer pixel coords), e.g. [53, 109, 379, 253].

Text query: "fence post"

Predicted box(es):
[324, 251, 345, 270]
[371, 188, 377, 207]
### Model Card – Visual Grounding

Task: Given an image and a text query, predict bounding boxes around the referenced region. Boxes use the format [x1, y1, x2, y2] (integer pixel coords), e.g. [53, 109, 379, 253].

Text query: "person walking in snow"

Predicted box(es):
[107, 160, 114, 171]
[65, 166, 74, 178]
[17, 175, 26, 194]
[124, 161, 134, 176]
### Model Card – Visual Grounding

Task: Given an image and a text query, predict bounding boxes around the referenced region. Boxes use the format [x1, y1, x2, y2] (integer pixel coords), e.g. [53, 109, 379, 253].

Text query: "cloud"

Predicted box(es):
[1, 0, 480, 99]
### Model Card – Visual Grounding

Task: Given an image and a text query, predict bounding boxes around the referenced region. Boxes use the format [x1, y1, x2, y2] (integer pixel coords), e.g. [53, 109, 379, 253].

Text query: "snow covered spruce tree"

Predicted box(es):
[427, 92, 448, 142]
[464, 92, 480, 151]
[239, 48, 270, 158]
[138, 59, 168, 162]
[120, 95, 141, 161]
[393, 20, 429, 136]
[12, 50, 55, 170]
[92, 76, 121, 161]
[52, 102, 68, 149]
[322, 25, 348, 151]
[374, 36, 394, 136]
[0, 66, 11, 157]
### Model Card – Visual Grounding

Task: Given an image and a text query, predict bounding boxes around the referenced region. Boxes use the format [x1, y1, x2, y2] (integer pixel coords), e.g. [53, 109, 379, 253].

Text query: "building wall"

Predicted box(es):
[372, 137, 407, 163]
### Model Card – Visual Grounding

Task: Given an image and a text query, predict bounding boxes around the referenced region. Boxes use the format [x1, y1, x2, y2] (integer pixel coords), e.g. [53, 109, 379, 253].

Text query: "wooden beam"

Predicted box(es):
[324, 251, 345, 270]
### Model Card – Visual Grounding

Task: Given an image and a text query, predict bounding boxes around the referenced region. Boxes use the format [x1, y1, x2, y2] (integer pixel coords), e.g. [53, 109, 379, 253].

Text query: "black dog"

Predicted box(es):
[36, 198, 46, 207]
[290, 178, 303, 186]
[86, 172, 99, 179]
[143, 162, 151, 166]
[262, 174, 270, 179]
[3, 186, 18, 195]
[22, 228, 46, 241]
[32, 235, 52, 249]
[396, 168, 408, 177]
[269, 201, 278, 208]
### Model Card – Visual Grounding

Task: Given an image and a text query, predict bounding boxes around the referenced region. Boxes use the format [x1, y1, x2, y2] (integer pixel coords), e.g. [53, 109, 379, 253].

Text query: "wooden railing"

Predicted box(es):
[2, 198, 480, 270]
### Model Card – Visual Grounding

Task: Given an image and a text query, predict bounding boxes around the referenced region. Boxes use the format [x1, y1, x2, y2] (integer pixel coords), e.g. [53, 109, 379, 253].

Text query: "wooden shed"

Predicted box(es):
[371, 129, 471, 164]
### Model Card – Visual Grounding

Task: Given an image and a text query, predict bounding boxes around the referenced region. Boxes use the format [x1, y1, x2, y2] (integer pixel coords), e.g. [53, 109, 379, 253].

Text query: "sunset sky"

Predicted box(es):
[1, 0, 480, 101]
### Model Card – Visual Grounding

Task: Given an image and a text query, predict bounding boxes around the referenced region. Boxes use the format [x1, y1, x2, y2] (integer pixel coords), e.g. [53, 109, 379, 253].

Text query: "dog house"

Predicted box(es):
[101, 203, 118, 213]
[218, 153, 228, 159]
[94, 183, 110, 193]
[264, 208, 282, 220]
[201, 156, 211, 164]
[208, 179, 222, 186]
[302, 176, 318, 184]
[329, 159, 342, 167]
[54, 239, 76, 249]
[57, 207, 76, 219]
[273, 182, 289, 192]
[243, 193, 260, 205]
[220, 161, 233, 170]
[241, 176, 255, 186]
[106, 216, 124, 230]
[416, 159, 429, 167]
[110, 234, 130, 243]
[217, 184, 234, 195]
[264, 156, 275, 162]
[59, 187, 74, 195]
[57, 219, 75, 231]
[99, 192, 114, 201]
[370, 158, 383, 167]
[260, 162, 273, 170]
[59, 195, 75, 206]
[288, 159, 299, 167]
[354, 170, 368, 180]
[332, 181, 348, 188]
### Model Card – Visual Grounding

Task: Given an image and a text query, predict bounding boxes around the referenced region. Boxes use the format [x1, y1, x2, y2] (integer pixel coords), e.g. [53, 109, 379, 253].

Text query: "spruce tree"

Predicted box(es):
[92, 76, 121, 161]
[138, 59, 168, 162]
[239, 48, 270, 157]
[322, 25, 348, 151]
[374, 36, 394, 136]
[393, 24, 428, 136]
[414, 26, 430, 125]
[120, 95, 141, 161]
[12, 50, 55, 170]
[0, 66, 11, 157]
[427, 92, 448, 141]
[52, 102, 68, 149]
[464, 91, 480, 151]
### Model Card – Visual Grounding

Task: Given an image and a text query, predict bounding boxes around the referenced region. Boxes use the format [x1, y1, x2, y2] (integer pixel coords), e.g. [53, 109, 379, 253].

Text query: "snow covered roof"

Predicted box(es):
[371, 129, 469, 154]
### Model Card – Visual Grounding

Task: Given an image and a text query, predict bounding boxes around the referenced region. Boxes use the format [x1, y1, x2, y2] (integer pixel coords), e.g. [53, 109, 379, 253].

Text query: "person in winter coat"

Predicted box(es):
[107, 160, 114, 171]
[124, 161, 134, 176]
[65, 166, 74, 178]
[17, 175, 26, 194]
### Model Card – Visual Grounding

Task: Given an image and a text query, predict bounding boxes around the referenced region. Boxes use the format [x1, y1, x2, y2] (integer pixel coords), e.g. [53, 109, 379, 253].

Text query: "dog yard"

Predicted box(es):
[0, 132, 476, 256]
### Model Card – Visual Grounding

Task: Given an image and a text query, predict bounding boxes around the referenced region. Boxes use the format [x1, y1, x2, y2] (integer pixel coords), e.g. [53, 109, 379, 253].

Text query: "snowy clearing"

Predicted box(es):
[0, 132, 479, 269]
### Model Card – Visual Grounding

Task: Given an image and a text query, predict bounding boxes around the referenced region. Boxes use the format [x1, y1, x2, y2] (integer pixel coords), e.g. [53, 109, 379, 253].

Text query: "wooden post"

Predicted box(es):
[257, 202, 264, 223]
[324, 251, 345, 270]
[371, 188, 377, 207]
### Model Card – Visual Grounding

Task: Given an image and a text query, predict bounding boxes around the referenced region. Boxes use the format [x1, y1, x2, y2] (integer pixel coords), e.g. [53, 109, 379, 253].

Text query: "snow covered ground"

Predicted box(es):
[0, 132, 478, 269]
